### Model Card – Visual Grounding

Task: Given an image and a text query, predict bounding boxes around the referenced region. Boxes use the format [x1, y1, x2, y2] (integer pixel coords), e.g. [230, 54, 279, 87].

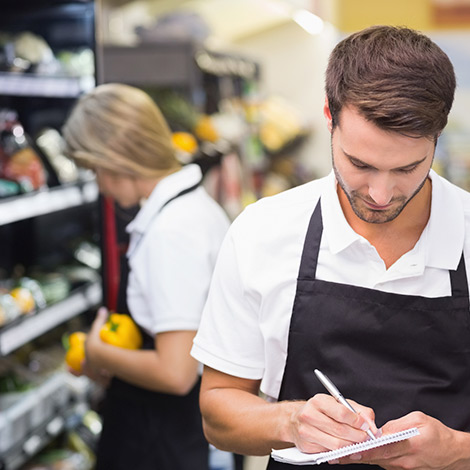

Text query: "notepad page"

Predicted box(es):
[271, 427, 419, 465]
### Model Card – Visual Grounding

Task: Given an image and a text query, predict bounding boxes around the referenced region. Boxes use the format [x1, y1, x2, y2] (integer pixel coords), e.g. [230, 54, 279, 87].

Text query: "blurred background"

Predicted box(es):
[97, 0, 470, 193]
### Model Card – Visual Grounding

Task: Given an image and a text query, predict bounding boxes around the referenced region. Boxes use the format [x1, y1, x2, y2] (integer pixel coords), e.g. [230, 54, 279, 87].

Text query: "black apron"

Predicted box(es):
[96, 183, 209, 470]
[268, 200, 470, 469]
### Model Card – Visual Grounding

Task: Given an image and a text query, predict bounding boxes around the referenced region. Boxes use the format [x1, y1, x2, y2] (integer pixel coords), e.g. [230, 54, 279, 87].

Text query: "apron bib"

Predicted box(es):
[268, 200, 470, 469]
[96, 183, 209, 470]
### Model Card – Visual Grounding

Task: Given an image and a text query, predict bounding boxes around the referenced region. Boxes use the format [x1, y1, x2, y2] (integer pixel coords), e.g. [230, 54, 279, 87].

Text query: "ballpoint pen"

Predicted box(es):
[314, 369, 376, 440]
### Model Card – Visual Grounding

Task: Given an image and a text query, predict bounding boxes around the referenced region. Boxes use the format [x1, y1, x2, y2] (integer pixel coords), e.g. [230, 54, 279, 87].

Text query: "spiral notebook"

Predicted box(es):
[271, 427, 419, 465]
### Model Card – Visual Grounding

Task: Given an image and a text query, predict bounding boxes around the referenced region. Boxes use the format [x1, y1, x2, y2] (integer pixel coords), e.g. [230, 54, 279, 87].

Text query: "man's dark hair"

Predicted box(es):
[325, 25, 456, 138]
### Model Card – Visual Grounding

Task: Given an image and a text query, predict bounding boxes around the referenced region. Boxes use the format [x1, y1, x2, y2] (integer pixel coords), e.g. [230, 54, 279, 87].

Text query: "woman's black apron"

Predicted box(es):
[96, 183, 209, 470]
[268, 200, 470, 469]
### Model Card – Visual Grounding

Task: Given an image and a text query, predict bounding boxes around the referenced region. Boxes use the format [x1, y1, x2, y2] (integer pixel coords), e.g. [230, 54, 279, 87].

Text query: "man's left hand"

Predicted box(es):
[336, 411, 470, 469]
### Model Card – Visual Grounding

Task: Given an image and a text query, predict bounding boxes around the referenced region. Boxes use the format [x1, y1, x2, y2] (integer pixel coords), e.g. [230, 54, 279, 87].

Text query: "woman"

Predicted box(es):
[62, 83, 230, 470]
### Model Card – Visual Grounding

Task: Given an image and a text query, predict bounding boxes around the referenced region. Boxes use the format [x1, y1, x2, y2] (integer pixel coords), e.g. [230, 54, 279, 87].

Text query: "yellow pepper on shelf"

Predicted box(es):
[172, 131, 198, 154]
[194, 114, 218, 143]
[100, 313, 142, 350]
[10, 286, 35, 314]
[65, 331, 87, 372]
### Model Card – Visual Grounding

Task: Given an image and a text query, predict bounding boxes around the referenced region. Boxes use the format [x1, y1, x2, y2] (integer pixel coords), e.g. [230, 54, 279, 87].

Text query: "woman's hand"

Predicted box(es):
[67, 358, 112, 387]
[85, 306, 109, 362]
[79, 306, 112, 384]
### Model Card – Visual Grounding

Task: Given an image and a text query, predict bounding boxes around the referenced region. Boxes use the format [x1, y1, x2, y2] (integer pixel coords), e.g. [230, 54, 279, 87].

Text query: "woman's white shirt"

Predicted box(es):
[126, 164, 230, 337]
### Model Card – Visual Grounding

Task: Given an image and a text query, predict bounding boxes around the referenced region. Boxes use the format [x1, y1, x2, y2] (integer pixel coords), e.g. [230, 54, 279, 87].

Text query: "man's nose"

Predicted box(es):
[368, 173, 394, 206]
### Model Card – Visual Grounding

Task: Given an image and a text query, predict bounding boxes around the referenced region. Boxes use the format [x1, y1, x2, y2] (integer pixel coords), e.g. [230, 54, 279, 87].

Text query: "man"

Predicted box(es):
[191, 25, 470, 469]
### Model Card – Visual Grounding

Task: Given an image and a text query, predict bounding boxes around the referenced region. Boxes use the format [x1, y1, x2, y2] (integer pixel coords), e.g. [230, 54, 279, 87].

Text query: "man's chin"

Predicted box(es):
[353, 206, 401, 224]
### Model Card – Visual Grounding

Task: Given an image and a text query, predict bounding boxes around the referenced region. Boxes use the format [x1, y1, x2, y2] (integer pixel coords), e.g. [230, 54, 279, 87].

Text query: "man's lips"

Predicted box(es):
[362, 199, 393, 210]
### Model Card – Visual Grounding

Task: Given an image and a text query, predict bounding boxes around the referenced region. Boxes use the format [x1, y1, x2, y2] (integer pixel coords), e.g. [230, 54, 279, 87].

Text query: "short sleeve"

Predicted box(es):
[191, 222, 266, 380]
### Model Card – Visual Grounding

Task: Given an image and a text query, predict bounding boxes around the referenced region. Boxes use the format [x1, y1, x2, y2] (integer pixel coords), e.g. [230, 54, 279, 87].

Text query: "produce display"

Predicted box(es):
[0, 30, 94, 77]
[172, 131, 198, 155]
[258, 95, 308, 154]
[0, 110, 47, 195]
[0, 18, 98, 470]
[0, 277, 47, 327]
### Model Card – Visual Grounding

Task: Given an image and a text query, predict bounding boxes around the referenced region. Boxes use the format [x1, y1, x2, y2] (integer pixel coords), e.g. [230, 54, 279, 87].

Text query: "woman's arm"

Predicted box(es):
[85, 308, 199, 395]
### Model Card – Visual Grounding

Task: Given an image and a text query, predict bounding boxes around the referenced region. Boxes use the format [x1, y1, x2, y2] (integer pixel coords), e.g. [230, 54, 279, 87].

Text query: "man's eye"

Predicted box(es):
[398, 166, 418, 174]
[350, 161, 369, 170]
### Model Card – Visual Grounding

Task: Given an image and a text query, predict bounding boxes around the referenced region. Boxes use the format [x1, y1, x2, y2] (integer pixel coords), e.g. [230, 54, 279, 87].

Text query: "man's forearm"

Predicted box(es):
[200, 386, 301, 455]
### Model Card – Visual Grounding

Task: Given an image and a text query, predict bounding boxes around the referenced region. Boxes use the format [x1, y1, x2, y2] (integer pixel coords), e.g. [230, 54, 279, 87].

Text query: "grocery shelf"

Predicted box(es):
[0, 281, 102, 356]
[0, 180, 99, 226]
[0, 72, 95, 98]
[0, 416, 66, 470]
[0, 3, 100, 468]
[0, 372, 71, 470]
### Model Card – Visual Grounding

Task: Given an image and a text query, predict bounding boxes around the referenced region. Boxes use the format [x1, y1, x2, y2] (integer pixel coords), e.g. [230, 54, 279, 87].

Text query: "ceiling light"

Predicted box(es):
[293, 9, 324, 35]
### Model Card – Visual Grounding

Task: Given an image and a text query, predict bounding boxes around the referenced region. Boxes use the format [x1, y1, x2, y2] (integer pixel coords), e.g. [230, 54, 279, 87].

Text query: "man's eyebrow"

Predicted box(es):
[343, 151, 428, 171]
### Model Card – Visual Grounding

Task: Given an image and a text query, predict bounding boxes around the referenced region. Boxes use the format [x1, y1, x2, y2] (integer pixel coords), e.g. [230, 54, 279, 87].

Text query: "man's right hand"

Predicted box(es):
[288, 393, 378, 453]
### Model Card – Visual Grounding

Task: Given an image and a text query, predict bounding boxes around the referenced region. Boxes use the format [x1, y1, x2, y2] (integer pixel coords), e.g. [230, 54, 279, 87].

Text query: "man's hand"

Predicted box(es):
[288, 393, 378, 454]
[336, 411, 470, 469]
[198, 368, 378, 456]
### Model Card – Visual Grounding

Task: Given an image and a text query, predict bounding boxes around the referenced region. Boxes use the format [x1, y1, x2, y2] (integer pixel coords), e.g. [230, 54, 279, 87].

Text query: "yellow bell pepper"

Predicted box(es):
[10, 287, 35, 314]
[65, 331, 87, 372]
[194, 114, 218, 143]
[100, 313, 142, 350]
[172, 131, 198, 154]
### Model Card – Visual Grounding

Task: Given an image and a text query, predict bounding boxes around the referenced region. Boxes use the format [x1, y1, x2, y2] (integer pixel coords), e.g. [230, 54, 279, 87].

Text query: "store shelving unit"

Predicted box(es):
[0, 282, 101, 357]
[0, 73, 94, 99]
[101, 41, 260, 109]
[0, 179, 97, 226]
[0, 1, 100, 468]
[0, 373, 73, 470]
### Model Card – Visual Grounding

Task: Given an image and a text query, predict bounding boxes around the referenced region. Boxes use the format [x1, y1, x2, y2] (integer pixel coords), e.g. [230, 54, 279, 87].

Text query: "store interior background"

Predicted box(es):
[100, 0, 470, 192]
[1, 1, 470, 469]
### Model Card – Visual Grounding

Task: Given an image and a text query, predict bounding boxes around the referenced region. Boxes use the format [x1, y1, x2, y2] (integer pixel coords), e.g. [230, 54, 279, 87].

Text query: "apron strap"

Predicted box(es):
[129, 181, 201, 257]
[116, 181, 201, 317]
[450, 254, 469, 298]
[297, 199, 322, 281]
[161, 182, 201, 210]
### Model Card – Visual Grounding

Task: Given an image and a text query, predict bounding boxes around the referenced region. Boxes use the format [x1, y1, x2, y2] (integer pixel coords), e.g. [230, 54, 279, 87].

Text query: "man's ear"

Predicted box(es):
[323, 96, 333, 133]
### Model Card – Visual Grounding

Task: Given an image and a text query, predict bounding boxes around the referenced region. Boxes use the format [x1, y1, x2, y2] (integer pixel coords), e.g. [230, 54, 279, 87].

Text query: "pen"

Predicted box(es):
[314, 369, 376, 440]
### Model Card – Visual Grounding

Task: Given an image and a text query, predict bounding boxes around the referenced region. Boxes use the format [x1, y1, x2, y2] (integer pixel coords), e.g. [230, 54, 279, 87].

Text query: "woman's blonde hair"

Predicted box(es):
[62, 83, 181, 178]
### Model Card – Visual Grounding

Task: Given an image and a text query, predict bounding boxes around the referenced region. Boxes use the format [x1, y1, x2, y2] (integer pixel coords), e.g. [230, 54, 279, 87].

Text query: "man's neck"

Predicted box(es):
[339, 178, 432, 269]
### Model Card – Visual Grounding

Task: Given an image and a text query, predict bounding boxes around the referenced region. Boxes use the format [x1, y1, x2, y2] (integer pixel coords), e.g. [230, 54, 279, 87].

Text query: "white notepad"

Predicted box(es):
[271, 427, 419, 465]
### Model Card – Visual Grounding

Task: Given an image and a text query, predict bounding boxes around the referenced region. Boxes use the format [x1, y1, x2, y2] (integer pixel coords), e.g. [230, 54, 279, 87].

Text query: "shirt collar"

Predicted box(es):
[321, 169, 464, 270]
[126, 163, 202, 237]
[425, 169, 464, 270]
[321, 171, 361, 254]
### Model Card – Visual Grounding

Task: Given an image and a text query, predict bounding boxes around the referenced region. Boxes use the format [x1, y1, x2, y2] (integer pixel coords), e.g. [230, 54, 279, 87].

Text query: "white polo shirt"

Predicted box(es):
[126, 164, 230, 336]
[191, 170, 470, 401]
